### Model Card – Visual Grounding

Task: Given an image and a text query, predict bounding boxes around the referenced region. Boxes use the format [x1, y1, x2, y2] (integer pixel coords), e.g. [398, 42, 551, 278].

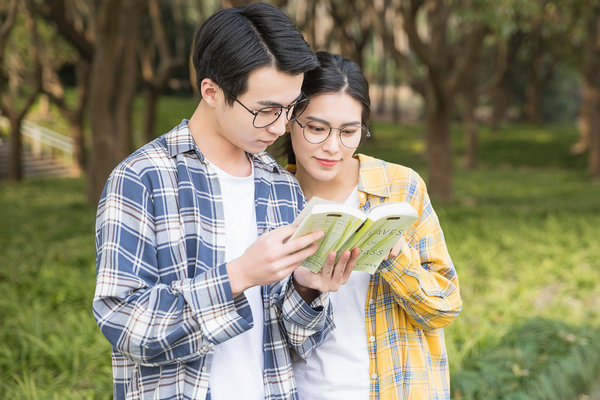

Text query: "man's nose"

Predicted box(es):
[267, 112, 287, 136]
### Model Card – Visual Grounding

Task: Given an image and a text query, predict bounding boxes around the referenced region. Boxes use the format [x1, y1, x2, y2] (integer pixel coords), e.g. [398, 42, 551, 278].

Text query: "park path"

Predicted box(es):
[0, 137, 73, 180]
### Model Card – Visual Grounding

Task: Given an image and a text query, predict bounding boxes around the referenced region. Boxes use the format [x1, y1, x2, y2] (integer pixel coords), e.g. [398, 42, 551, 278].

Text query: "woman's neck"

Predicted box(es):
[296, 157, 360, 203]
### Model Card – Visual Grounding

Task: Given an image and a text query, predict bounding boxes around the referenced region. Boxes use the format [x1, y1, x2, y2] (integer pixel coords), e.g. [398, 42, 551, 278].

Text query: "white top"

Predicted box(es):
[293, 185, 371, 400]
[208, 161, 264, 400]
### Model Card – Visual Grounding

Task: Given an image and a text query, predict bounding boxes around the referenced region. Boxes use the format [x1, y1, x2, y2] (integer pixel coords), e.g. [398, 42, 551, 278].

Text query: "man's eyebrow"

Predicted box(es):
[256, 92, 303, 107]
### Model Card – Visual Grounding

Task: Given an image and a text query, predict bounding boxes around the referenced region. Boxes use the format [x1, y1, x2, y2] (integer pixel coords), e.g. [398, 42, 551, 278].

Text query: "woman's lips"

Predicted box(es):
[315, 158, 338, 167]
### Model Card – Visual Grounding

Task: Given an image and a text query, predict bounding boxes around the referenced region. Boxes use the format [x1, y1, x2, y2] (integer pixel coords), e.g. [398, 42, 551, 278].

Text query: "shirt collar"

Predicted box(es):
[356, 153, 392, 199]
[165, 119, 283, 173]
[166, 120, 199, 158]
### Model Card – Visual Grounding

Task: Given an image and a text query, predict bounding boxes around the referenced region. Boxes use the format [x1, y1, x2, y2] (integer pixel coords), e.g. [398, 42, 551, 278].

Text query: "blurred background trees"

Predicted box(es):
[0, 0, 599, 203]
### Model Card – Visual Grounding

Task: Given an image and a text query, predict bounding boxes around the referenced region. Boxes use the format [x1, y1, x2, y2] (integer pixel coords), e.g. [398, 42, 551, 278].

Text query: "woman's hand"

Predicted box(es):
[292, 248, 360, 304]
[383, 236, 407, 261]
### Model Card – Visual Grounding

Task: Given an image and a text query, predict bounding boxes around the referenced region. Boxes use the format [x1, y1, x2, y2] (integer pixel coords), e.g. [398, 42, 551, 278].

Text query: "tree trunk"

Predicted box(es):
[377, 61, 387, 116]
[39, 94, 50, 117]
[581, 66, 600, 179]
[424, 95, 452, 200]
[524, 76, 543, 124]
[8, 116, 23, 181]
[143, 86, 159, 144]
[86, 0, 144, 204]
[72, 61, 89, 175]
[69, 120, 85, 176]
[490, 77, 510, 131]
[393, 84, 402, 124]
[462, 93, 478, 170]
[581, 4, 600, 180]
[587, 89, 600, 179]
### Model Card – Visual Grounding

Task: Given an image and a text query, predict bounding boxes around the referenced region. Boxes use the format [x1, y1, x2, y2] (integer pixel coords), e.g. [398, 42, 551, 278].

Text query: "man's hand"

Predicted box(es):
[226, 225, 324, 297]
[292, 248, 360, 304]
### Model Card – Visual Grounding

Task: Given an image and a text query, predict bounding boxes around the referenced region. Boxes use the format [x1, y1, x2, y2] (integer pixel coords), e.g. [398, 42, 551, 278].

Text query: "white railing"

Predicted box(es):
[0, 116, 74, 163]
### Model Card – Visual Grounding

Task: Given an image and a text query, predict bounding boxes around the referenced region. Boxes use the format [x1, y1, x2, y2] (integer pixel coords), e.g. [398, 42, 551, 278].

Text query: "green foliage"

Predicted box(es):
[0, 179, 112, 399]
[452, 319, 600, 399]
[1, 108, 599, 398]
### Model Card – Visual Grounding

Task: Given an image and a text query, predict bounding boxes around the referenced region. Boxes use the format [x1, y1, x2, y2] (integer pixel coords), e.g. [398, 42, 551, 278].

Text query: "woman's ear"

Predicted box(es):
[199, 78, 220, 107]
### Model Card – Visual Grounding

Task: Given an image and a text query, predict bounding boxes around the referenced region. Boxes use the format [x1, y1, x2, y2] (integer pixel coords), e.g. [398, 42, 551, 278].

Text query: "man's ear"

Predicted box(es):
[200, 78, 220, 107]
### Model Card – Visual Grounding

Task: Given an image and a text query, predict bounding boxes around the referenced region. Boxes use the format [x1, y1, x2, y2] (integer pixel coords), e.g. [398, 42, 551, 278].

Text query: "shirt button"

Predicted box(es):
[201, 366, 207, 372]
[368, 298, 374, 305]
[369, 336, 376, 342]
[381, 268, 388, 274]
[371, 373, 377, 379]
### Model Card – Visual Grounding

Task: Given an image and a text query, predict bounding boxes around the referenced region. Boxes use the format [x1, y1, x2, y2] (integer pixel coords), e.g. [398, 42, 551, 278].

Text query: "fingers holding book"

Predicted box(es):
[292, 248, 360, 298]
[226, 225, 324, 297]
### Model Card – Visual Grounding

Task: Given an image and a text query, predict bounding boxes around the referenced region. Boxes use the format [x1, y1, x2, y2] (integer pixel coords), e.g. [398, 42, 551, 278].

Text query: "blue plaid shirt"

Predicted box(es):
[93, 121, 333, 400]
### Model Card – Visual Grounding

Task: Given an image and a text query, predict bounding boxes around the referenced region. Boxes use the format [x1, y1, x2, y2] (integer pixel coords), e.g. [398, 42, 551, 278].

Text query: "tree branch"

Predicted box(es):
[40, 0, 94, 61]
[400, 0, 434, 70]
[447, 23, 488, 96]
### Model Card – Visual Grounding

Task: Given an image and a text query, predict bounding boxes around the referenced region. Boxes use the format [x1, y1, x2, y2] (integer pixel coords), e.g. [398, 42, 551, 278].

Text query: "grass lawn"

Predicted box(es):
[1, 96, 600, 399]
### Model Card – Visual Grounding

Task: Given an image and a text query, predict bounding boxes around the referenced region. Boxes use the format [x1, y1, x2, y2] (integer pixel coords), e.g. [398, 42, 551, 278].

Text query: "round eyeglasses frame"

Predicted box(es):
[294, 119, 371, 149]
[220, 86, 310, 129]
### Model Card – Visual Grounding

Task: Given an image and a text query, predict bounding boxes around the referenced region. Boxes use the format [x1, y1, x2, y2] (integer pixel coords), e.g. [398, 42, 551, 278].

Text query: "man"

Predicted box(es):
[93, 3, 357, 399]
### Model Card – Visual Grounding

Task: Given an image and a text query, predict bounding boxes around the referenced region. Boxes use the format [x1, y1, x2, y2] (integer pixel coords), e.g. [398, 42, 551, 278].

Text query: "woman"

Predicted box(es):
[282, 52, 462, 399]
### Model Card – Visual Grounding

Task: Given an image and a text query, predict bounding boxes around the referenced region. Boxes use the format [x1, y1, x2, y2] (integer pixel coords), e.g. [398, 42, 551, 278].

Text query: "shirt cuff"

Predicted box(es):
[282, 278, 329, 330]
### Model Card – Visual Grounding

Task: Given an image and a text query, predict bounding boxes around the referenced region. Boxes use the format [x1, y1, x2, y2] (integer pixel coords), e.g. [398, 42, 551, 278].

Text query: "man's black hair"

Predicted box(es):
[193, 2, 318, 106]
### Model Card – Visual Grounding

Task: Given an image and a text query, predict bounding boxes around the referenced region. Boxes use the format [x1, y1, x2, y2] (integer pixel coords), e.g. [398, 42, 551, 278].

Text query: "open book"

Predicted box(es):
[291, 196, 418, 274]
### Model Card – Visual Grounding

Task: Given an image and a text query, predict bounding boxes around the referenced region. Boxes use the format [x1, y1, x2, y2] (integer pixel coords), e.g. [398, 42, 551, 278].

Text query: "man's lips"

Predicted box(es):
[315, 157, 338, 167]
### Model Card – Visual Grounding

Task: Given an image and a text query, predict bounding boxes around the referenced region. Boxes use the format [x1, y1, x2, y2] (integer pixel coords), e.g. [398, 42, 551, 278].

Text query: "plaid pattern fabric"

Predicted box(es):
[93, 120, 333, 400]
[356, 154, 461, 400]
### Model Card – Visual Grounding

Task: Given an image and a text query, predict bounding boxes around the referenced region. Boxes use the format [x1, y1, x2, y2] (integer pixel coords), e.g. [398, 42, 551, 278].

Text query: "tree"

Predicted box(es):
[138, 0, 187, 143]
[459, 39, 509, 169]
[580, 2, 600, 179]
[398, 0, 488, 200]
[42, 0, 147, 204]
[0, 0, 42, 181]
[37, 6, 90, 176]
[325, 0, 373, 69]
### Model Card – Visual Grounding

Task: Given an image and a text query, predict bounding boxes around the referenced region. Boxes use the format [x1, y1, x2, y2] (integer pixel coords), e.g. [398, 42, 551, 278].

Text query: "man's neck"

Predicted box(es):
[187, 102, 252, 177]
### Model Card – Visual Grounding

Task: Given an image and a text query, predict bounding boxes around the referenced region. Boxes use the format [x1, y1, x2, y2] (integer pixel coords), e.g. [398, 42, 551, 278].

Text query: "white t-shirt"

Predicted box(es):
[208, 161, 264, 400]
[292, 186, 371, 400]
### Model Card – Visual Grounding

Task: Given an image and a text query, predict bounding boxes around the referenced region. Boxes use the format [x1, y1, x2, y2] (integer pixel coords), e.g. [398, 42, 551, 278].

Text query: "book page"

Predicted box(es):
[338, 202, 418, 274]
[352, 217, 410, 274]
[295, 209, 364, 272]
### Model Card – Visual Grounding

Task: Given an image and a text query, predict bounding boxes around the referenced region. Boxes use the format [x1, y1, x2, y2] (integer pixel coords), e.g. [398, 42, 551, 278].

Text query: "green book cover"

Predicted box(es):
[291, 197, 418, 274]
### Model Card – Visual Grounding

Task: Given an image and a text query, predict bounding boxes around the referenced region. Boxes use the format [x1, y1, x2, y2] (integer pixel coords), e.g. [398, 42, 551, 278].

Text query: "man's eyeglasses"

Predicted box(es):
[220, 86, 310, 129]
[295, 119, 370, 149]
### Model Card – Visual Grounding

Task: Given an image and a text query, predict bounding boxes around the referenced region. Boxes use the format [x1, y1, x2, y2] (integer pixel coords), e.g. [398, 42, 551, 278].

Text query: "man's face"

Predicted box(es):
[215, 66, 304, 154]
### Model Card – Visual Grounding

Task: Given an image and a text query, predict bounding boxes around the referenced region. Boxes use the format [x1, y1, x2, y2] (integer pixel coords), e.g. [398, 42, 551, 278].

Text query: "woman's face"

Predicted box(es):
[290, 92, 363, 183]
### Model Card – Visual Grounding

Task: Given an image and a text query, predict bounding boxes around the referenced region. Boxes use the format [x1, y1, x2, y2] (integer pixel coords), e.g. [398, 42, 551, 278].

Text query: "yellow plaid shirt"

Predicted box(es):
[355, 154, 461, 400]
[287, 154, 461, 399]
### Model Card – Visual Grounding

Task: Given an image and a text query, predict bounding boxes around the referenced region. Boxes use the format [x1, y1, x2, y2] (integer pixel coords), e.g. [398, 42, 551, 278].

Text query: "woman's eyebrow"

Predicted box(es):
[305, 116, 361, 126]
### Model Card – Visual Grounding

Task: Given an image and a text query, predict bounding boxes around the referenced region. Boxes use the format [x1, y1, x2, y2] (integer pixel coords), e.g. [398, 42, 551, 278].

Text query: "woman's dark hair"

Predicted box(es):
[193, 2, 318, 106]
[279, 51, 371, 164]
